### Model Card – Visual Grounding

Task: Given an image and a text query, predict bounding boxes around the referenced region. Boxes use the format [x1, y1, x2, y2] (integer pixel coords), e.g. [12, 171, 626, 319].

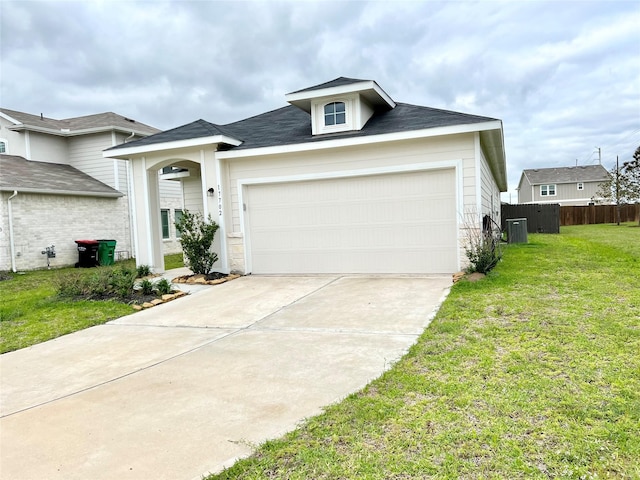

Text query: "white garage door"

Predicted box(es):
[245, 169, 458, 274]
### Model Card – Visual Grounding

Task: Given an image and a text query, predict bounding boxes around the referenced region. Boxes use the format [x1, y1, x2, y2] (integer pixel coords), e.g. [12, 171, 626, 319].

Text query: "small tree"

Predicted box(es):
[594, 145, 640, 225]
[624, 146, 640, 225]
[175, 210, 219, 275]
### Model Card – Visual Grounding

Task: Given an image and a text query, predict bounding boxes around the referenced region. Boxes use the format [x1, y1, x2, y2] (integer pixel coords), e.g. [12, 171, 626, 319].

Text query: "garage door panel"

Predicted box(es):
[246, 169, 457, 274]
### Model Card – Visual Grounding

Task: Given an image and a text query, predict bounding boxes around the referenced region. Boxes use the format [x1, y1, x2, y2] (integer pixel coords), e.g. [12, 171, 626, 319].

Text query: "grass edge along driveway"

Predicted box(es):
[0, 254, 184, 354]
[209, 224, 640, 480]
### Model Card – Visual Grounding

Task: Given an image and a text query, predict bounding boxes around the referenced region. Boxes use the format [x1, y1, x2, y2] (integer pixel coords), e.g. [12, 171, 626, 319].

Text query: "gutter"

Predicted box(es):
[7, 124, 159, 138]
[7, 190, 17, 272]
[0, 187, 122, 198]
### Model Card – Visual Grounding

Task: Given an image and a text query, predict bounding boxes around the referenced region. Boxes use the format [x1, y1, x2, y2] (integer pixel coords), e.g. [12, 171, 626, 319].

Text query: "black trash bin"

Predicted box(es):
[75, 240, 99, 268]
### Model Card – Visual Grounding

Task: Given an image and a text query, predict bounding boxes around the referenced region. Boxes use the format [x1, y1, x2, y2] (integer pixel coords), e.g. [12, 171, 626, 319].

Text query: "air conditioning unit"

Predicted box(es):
[506, 218, 528, 244]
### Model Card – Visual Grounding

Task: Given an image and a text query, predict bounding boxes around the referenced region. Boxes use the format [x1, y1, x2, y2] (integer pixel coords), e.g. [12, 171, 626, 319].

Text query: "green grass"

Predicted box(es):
[209, 223, 640, 479]
[0, 253, 185, 354]
[164, 252, 184, 270]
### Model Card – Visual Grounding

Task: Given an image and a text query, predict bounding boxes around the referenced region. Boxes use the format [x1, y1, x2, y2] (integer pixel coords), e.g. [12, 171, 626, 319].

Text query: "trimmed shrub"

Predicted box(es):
[175, 210, 220, 275]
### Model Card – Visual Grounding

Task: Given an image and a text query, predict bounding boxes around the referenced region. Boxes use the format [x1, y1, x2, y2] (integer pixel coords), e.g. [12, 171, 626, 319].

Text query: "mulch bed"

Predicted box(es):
[171, 272, 241, 285]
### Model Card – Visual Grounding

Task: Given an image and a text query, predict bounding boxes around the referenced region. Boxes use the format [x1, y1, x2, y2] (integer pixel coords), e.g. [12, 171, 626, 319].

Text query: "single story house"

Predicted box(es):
[516, 165, 610, 206]
[105, 77, 507, 275]
[0, 109, 183, 271]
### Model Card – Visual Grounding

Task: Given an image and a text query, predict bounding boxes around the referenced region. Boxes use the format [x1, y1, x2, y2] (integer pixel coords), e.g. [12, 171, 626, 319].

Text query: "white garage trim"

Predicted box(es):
[237, 160, 464, 273]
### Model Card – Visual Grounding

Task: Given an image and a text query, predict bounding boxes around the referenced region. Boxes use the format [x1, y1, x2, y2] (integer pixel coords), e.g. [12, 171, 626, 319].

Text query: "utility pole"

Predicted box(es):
[596, 147, 602, 165]
[616, 155, 621, 225]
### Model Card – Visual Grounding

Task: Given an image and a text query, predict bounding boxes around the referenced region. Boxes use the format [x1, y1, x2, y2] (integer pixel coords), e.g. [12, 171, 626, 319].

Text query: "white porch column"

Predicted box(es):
[130, 157, 164, 272]
[201, 149, 227, 272]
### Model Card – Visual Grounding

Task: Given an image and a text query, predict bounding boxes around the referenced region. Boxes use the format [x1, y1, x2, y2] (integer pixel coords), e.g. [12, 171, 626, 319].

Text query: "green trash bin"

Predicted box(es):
[97, 239, 117, 266]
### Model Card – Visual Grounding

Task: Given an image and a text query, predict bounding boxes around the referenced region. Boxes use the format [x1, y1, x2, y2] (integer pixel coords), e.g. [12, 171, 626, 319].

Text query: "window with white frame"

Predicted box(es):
[174, 209, 183, 238]
[540, 184, 556, 196]
[160, 209, 170, 239]
[0, 140, 6, 153]
[324, 102, 346, 126]
[577, 182, 584, 190]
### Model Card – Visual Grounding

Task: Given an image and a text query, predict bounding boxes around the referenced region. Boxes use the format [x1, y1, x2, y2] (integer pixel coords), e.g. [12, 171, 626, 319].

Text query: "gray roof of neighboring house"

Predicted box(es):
[108, 102, 498, 152]
[0, 108, 160, 136]
[523, 165, 610, 185]
[0, 155, 123, 197]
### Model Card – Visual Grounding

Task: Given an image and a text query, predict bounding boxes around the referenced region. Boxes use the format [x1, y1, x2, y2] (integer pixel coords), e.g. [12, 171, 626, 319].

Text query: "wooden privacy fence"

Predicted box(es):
[560, 204, 640, 226]
[502, 204, 560, 233]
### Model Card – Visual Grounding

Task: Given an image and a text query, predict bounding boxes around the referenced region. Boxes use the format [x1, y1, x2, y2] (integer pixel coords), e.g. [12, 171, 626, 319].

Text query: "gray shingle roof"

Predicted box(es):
[109, 102, 498, 152]
[287, 77, 369, 94]
[1, 108, 159, 135]
[107, 119, 236, 150]
[0, 155, 123, 197]
[523, 165, 610, 185]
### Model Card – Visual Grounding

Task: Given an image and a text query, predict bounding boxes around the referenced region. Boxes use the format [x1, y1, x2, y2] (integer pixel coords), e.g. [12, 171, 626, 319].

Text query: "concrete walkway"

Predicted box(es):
[0, 273, 451, 480]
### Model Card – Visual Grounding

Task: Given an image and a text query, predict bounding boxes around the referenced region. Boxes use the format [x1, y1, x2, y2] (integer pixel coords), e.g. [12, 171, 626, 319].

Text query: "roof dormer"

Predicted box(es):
[285, 77, 396, 135]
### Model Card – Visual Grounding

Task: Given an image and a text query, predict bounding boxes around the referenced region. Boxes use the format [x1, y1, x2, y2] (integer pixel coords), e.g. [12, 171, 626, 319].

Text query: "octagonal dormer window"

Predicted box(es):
[324, 102, 346, 126]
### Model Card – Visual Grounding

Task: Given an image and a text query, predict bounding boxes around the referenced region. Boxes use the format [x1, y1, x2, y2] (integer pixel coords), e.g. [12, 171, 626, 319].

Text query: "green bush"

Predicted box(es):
[56, 265, 137, 299]
[465, 234, 502, 274]
[139, 279, 154, 295]
[112, 266, 137, 298]
[175, 210, 219, 275]
[155, 278, 172, 295]
[136, 265, 151, 278]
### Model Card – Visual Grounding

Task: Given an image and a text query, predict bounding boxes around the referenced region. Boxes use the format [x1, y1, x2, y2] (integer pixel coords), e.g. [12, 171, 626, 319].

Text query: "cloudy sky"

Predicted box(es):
[2, 0, 639, 201]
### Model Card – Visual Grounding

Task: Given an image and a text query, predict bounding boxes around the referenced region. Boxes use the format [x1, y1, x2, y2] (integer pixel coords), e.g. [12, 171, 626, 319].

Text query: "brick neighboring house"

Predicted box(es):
[0, 109, 184, 271]
[516, 165, 610, 206]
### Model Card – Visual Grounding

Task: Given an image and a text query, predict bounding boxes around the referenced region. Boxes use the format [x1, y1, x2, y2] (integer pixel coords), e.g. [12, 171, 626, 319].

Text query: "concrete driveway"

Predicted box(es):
[0, 274, 451, 480]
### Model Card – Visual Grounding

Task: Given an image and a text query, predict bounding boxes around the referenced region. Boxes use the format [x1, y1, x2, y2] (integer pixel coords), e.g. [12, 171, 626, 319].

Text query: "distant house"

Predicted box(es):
[105, 76, 507, 275]
[0, 109, 183, 271]
[516, 165, 610, 206]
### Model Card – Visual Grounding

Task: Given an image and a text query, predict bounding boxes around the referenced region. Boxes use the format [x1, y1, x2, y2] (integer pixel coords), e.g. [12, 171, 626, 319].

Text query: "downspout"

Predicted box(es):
[7, 190, 18, 272]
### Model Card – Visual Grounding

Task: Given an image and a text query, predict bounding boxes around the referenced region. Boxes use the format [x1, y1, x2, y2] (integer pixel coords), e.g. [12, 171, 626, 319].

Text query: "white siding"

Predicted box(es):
[182, 176, 203, 214]
[224, 133, 478, 273]
[28, 132, 68, 163]
[522, 180, 604, 205]
[0, 117, 28, 158]
[68, 133, 115, 186]
[480, 148, 501, 222]
[227, 134, 476, 233]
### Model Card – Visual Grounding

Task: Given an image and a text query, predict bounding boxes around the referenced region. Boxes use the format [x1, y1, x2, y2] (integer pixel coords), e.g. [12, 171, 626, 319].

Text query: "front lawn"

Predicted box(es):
[0, 253, 185, 354]
[210, 223, 640, 479]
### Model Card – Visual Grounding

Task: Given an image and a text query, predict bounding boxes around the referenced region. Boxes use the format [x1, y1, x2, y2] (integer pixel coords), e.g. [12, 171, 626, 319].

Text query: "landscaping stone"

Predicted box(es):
[171, 273, 241, 286]
[150, 299, 164, 306]
[142, 302, 154, 309]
